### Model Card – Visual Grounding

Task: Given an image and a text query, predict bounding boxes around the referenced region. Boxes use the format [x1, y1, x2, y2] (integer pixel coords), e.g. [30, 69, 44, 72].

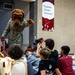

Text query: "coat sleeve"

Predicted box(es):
[21, 19, 31, 27]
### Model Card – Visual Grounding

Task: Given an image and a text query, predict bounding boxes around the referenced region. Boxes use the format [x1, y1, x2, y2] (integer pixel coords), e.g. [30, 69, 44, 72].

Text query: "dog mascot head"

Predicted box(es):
[12, 9, 25, 27]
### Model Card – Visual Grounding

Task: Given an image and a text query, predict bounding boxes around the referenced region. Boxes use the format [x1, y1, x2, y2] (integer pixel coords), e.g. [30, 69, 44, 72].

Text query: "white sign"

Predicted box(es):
[21, 0, 35, 2]
[42, 2, 54, 20]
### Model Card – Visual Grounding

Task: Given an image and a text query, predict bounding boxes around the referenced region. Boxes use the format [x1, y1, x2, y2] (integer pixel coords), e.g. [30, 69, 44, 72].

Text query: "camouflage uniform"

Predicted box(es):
[2, 18, 31, 46]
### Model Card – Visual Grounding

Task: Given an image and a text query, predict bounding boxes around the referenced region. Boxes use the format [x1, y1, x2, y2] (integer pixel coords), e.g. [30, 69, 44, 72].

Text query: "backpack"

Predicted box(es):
[0, 57, 28, 75]
[0, 57, 13, 75]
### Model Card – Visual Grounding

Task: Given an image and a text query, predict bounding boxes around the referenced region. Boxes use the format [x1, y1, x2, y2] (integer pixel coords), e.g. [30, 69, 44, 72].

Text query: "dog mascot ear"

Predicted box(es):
[1, 8, 34, 46]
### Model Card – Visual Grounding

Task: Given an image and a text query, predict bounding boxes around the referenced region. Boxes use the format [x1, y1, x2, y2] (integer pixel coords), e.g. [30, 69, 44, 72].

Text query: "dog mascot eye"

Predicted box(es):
[13, 16, 17, 20]
[18, 17, 23, 21]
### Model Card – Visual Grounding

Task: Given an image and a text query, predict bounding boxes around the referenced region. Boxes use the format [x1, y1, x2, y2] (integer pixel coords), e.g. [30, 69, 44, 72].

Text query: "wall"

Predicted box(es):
[37, 0, 75, 54]
[0, 10, 11, 36]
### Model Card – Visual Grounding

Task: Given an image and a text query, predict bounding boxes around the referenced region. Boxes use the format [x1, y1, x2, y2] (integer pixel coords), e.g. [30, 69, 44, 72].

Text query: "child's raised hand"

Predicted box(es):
[37, 43, 41, 50]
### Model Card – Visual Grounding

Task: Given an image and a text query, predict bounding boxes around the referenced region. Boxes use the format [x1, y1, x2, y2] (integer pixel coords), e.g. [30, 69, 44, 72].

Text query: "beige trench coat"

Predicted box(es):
[2, 18, 31, 46]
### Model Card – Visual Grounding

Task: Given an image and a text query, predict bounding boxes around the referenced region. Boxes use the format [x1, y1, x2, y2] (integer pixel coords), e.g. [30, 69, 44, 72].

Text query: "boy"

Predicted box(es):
[37, 48, 54, 75]
[58, 46, 74, 75]
[44, 38, 58, 64]
[24, 47, 40, 75]
[8, 45, 28, 75]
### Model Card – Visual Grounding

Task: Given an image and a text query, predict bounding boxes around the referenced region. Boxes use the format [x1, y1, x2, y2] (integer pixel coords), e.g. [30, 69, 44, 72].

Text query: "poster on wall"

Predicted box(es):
[42, 0, 54, 31]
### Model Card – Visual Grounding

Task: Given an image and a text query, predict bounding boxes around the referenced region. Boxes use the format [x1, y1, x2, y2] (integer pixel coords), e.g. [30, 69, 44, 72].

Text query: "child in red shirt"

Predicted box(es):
[58, 46, 74, 75]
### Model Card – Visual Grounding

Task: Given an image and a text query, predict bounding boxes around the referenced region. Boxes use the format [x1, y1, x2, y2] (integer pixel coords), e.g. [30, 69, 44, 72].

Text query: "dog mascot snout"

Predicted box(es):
[15, 22, 19, 26]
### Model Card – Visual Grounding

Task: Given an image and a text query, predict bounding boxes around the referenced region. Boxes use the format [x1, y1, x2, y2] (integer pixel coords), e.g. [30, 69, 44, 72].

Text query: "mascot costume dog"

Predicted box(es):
[0, 8, 34, 46]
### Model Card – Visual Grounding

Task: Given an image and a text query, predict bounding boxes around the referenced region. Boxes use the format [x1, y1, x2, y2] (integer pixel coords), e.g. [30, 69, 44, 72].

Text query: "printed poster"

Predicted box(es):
[42, 0, 54, 31]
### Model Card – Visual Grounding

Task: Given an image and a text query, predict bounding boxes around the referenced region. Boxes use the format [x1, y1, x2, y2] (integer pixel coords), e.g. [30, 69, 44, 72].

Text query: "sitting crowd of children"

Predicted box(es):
[0, 38, 75, 75]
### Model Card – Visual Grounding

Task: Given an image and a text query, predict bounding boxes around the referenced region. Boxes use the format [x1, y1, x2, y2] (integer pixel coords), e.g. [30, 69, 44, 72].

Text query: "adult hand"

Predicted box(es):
[0, 36, 5, 41]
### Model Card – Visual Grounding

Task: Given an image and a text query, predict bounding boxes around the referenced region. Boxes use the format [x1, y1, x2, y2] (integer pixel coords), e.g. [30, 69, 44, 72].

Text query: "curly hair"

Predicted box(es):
[8, 45, 23, 60]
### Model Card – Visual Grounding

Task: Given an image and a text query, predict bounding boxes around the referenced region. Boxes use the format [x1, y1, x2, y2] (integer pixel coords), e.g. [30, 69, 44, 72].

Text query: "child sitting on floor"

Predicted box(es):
[36, 48, 54, 75]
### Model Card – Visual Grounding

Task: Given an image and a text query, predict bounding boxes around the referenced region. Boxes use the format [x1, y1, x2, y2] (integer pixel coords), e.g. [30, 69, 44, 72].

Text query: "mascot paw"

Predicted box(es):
[27, 19, 34, 24]
[0, 36, 5, 41]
